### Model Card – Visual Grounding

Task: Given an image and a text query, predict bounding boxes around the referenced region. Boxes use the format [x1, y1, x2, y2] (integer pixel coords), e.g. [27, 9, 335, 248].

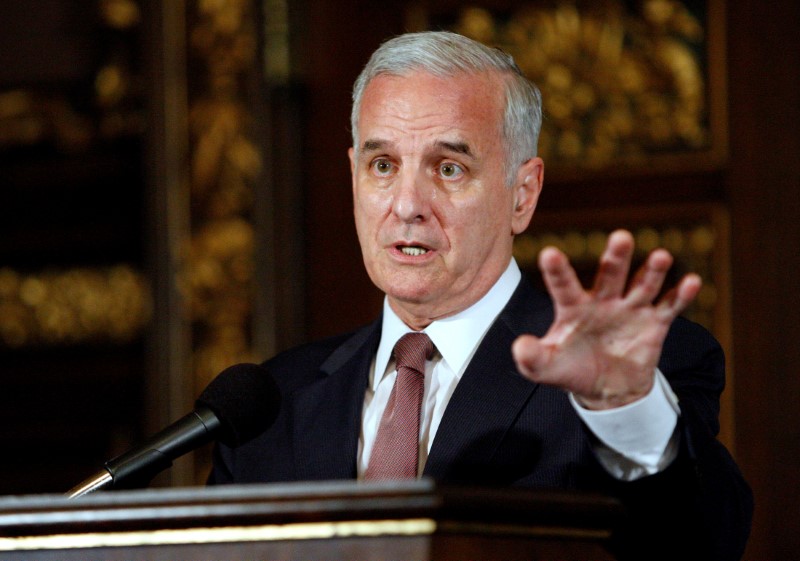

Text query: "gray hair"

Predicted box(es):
[351, 31, 543, 186]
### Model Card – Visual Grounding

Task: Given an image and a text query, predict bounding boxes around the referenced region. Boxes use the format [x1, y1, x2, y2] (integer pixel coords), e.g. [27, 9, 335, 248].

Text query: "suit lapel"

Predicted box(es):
[288, 278, 553, 482]
[291, 322, 380, 480]
[423, 279, 553, 480]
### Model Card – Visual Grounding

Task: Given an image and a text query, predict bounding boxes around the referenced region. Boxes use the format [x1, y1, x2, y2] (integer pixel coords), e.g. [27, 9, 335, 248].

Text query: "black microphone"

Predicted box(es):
[67, 363, 280, 498]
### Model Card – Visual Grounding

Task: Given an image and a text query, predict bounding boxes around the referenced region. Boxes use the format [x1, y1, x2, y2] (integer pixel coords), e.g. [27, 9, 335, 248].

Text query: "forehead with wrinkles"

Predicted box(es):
[355, 71, 505, 157]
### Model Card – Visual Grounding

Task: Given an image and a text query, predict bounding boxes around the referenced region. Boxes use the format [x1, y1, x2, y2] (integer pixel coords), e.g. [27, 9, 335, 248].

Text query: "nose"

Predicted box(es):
[391, 168, 431, 223]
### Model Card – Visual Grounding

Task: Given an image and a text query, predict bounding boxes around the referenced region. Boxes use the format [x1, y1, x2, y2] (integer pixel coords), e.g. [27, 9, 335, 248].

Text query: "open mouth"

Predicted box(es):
[398, 245, 429, 256]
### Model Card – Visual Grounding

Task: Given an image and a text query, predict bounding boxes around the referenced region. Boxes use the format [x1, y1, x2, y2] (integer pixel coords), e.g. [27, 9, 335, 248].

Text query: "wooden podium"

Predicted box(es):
[0, 479, 622, 560]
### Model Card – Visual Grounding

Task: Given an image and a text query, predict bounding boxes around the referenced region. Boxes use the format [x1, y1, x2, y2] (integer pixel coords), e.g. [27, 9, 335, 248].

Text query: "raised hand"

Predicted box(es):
[512, 230, 702, 410]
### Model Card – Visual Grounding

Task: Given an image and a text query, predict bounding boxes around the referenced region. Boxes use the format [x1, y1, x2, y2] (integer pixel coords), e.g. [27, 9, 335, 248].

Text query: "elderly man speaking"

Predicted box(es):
[209, 31, 752, 561]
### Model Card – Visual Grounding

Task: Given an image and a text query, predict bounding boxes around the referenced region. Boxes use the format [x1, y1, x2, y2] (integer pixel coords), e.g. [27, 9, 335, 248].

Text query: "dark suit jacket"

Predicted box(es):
[209, 278, 752, 560]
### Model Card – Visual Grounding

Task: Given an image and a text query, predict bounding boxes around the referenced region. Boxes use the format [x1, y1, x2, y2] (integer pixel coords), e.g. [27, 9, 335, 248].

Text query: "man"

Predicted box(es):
[209, 31, 752, 559]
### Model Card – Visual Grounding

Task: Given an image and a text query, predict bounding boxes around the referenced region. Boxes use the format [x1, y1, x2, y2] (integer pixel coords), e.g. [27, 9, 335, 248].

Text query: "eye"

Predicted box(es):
[438, 162, 464, 179]
[371, 158, 395, 176]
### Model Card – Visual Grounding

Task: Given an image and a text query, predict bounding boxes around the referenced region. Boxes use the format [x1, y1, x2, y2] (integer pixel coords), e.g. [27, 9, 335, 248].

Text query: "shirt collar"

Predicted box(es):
[373, 259, 521, 391]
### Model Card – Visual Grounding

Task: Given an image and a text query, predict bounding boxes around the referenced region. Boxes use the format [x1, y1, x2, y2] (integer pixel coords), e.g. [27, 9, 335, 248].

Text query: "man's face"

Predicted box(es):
[349, 71, 542, 329]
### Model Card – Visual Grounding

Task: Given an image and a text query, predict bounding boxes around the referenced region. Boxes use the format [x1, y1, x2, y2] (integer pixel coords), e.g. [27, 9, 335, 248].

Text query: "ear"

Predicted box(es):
[348, 146, 357, 194]
[511, 157, 544, 235]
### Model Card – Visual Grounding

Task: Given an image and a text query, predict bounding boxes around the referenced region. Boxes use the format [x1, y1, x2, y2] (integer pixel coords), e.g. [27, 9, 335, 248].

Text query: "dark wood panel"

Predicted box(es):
[0, 1, 98, 87]
[0, 147, 143, 268]
[0, 345, 144, 495]
[0, 0, 148, 497]
[301, 0, 404, 339]
[726, 1, 800, 560]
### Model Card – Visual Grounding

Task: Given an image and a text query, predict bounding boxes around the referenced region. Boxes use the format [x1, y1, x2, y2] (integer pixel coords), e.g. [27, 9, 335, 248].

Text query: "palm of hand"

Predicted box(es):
[512, 230, 701, 410]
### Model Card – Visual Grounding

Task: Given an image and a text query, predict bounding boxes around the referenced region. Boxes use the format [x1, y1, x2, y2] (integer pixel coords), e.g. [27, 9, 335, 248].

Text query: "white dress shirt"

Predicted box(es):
[358, 259, 680, 480]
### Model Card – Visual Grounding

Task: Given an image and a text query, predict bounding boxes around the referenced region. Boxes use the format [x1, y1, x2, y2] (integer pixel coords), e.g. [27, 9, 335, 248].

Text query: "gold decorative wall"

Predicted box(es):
[0, 0, 143, 151]
[0, 266, 150, 348]
[0, 0, 147, 350]
[0, 0, 150, 493]
[184, 0, 264, 394]
[409, 0, 727, 176]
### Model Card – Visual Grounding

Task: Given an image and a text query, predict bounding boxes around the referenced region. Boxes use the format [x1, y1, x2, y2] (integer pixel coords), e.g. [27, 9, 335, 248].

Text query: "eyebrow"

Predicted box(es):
[360, 138, 476, 159]
[360, 139, 389, 155]
[435, 140, 475, 159]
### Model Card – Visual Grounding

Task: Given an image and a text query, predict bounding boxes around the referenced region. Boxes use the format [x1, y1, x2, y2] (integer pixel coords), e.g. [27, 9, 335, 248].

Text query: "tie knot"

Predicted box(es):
[393, 332, 434, 374]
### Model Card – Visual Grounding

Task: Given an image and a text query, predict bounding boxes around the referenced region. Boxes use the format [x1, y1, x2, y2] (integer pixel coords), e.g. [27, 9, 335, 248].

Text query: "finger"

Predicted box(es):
[539, 246, 585, 307]
[627, 248, 674, 305]
[512, 334, 548, 380]
[592, 230, 635, 299]
[656, 273, 702, 320]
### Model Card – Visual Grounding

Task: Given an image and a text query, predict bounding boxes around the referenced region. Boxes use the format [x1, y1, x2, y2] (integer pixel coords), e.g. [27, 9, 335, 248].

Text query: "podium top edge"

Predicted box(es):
[0, 478, 623, 539]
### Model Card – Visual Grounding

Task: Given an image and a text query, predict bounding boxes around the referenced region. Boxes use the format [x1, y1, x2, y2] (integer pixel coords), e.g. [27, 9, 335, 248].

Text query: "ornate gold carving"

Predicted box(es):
[0, 90, 93, 151]
[185, 0, 262, 391]
[99, 0, 142, 30]
[0, 2, 143, 150]
[423, 0, 710, 169]
[0, 2, 149, 351]
[0, 266, 151, 348]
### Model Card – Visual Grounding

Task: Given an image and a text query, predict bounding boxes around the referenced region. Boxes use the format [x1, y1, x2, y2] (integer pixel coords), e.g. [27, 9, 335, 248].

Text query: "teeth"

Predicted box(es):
[401, 246, 428, 256]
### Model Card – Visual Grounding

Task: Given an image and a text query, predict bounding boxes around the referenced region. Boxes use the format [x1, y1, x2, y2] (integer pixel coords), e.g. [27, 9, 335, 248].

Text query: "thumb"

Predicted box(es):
[512, 334, 546, 381]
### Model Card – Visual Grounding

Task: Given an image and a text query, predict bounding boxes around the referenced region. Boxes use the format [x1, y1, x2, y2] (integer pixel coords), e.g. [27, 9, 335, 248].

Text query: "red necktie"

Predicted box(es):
[364, 332, 434, 480]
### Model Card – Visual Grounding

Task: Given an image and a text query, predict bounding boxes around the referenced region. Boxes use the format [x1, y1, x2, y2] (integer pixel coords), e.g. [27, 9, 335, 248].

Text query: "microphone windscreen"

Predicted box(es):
[195, 363, 281, 447]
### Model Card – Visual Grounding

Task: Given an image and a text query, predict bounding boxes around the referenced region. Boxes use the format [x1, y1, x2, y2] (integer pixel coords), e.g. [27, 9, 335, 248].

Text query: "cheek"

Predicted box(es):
[444, 193, 511, 246]
[439, 207, 493, 268]
[354, 189, 390, 241]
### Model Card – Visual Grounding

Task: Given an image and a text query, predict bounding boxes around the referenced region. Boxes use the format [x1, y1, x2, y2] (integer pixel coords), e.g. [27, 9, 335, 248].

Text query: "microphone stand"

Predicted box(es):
[65, 407, 220, 498]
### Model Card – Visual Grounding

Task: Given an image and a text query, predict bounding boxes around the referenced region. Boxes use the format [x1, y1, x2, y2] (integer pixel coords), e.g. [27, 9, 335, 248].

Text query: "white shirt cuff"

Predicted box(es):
[569, 370, 680, 479]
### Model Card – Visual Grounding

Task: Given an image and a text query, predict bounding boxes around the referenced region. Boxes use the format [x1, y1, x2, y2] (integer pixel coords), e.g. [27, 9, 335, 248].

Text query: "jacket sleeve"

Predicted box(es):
[599, 317, 753, 561]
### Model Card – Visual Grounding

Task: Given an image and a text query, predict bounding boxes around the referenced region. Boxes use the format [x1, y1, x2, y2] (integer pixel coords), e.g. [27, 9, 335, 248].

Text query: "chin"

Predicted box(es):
[386, 285, 434, 303]
[382, 279, 442, 306]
